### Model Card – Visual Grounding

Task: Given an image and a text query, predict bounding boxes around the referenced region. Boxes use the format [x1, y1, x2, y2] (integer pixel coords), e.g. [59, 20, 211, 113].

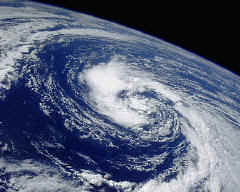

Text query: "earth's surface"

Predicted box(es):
[0, 1, 240, 192]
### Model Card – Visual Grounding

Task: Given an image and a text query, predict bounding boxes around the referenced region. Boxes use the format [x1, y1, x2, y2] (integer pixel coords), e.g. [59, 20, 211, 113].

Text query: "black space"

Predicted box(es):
[31, 1, 239, 76]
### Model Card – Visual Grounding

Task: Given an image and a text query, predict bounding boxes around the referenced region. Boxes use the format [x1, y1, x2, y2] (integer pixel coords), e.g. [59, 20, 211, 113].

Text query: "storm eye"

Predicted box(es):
[117, 89, 129, 99]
